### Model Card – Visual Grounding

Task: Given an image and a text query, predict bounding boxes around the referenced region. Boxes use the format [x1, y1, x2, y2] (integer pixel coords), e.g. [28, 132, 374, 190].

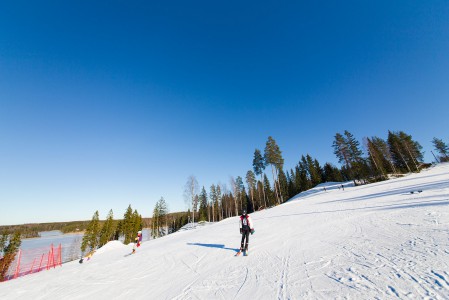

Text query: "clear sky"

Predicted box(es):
[1, 1, 448, 225]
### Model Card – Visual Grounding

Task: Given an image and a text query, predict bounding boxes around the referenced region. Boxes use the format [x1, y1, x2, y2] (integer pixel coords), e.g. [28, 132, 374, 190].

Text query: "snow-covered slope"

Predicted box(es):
[1, 164, 449, 299]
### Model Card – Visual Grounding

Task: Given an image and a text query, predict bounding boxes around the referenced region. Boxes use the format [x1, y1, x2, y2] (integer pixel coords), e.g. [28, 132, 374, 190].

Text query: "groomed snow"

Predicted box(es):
[1, 164, 448, 299]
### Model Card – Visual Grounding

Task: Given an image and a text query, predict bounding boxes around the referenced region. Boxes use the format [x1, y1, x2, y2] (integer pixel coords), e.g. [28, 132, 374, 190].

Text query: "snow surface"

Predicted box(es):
[1, 164, 449, 299]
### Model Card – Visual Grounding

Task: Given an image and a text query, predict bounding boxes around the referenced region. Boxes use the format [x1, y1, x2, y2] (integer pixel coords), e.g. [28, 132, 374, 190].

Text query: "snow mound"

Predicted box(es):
[94, 240, 129, 255]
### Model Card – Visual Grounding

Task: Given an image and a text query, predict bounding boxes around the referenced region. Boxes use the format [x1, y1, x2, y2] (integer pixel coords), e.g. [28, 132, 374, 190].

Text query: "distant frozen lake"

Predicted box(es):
[20, 229, 151, 263]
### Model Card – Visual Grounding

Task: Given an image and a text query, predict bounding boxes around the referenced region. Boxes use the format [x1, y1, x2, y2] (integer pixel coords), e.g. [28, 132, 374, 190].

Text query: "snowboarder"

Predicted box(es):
[79, 250, 95, 263]
[132, 231, 142, 254]
[238, 210, 255, 255]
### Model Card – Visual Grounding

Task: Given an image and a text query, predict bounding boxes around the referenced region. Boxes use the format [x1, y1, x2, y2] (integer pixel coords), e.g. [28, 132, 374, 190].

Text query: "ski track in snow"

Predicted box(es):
[1, 164, 449, 299]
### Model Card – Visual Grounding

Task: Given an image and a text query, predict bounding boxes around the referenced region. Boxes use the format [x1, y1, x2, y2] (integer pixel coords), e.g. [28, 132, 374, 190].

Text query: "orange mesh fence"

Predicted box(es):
[1, 243, 64, 281]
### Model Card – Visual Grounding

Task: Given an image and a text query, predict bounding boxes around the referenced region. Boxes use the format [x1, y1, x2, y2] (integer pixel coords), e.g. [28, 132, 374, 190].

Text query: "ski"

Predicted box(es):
[235, 250, 242, 256]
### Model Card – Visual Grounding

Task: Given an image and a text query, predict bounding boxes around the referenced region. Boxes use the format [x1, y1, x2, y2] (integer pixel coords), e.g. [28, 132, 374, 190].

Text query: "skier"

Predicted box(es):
[238, 210, 255, 255]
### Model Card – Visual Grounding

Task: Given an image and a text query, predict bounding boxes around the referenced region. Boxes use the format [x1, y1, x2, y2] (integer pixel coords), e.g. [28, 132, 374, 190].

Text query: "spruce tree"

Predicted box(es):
[152, 197, 168, 238]
[253, 149, 267, 207]
[288, 169, 296, 198]
[263, 174, 274, 207]
[99, 209, 116, 247]
[122, 205, 135, 244]
[278, 169, 289, 203]
[299, 156, 312, 191]
[198, 186, 208, 221]
[210, 184, 218, 222]
[245, 170, 256, 211]
[132, 210, 143, 236]
[216, 185, 223, 221]
[264, 136, 284, 204]
[323, 162, 343, 182]
[344, 130, 367, 183]
[236, 176, 246, 212]
[0, 231, 21, 281]
[306, 154, 321, 186]
[294, 166, 302, 193]
[81, 211, 100, 252]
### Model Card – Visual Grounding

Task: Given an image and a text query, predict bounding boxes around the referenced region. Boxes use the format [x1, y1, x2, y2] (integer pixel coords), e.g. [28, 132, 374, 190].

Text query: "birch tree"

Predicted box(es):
[184, 175, 199, 225]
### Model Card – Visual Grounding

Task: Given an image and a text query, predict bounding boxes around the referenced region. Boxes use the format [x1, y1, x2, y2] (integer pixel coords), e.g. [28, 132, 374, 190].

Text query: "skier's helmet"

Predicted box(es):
[242, 210, 247, 215]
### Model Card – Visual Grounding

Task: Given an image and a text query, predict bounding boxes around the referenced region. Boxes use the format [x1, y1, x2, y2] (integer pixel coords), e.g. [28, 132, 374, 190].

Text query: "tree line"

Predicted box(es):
[81, 205, 143, 253]
[180, 131, 448, 224]
[81, 203, 191, 252]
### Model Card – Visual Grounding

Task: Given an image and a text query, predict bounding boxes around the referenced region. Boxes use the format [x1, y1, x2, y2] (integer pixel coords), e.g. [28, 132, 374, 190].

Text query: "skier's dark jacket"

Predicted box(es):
[239, 214, 254, 231]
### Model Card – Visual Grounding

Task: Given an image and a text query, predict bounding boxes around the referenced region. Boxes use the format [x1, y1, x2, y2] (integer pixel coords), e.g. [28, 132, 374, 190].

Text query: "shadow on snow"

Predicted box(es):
[187, 243, 239, 253]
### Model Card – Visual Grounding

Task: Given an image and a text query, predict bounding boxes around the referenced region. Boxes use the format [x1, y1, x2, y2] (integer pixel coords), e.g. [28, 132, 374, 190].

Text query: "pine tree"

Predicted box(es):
[333, 133, 351, 171]
[432, 137, 449, 162]
[333, 131, 366, 184]
[81, 211, 100, 252]
[253, 149, 267, 208]
[371, 136, 396, 174]
[99, 209, 116, 247]
[398, 131, 423, 171]
[264, 136, 284, 204]
[388, 131, 423, 173]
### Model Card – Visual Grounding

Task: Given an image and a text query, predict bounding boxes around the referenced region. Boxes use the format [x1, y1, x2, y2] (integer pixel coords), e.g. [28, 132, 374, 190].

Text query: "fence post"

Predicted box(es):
[38, 253, 44, 272]
[13, 249, 22, 279]
[46, 248, 52, 270]
[29, 258, 36, 275]
[50, 244, 54, 269]
[58, 244, 62, 267]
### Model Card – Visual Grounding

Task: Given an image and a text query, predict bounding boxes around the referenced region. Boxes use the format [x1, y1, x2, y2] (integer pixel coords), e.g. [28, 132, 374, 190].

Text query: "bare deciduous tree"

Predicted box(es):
[184, 175, 199, 226]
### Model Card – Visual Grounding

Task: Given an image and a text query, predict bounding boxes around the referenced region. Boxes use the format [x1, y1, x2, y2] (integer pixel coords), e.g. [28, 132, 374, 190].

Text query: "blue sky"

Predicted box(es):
[1, 1, 448, 225]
